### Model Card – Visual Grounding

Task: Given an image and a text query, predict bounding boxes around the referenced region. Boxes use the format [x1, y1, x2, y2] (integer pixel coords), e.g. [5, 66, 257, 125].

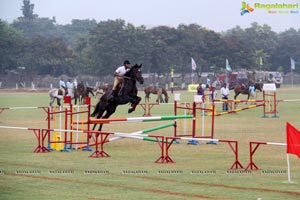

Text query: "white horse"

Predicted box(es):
[49, 85, 75, 106]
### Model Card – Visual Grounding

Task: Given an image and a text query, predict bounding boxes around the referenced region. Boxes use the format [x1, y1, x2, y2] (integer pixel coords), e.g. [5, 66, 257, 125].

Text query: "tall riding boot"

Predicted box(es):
[110, 90, 117, 101]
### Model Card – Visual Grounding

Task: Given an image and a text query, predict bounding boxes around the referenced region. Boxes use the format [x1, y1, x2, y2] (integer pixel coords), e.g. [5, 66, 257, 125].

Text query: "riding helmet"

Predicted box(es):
[123, 60, 131, 65]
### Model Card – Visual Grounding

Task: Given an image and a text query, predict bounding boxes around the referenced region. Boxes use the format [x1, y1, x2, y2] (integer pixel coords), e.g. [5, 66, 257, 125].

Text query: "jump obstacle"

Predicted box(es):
[212, 83, 279, 118]
[138, 102, 159, 116]
[76, 128, 243, 168]
[0, 106, 55, 122]
[174, 94, 215, 139]
[0, 125, 50, 153]
[45, 96, 92, 152]
[245, 141, 286, 171]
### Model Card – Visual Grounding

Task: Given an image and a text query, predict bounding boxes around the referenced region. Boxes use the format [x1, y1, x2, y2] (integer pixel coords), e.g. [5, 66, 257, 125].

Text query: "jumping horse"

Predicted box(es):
[91, 64, 144, 131]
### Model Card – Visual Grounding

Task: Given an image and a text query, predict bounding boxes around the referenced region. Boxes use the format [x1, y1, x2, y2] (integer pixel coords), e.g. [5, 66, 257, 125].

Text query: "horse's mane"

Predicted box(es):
[254, 82, 263, 91]
[124, 64, 138, 77]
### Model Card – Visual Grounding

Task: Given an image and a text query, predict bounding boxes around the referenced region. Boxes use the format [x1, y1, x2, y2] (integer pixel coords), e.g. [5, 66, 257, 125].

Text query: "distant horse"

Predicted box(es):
[74, 82, 84, 105]
[233, 82, 263, 100]
[49, 85, 75, 106]
[79, 87, 95, 104]
[91, 64, 144, 131]
[94, 86, 108, 103]
[94, 84, 113, 103]
[144, 86, 169, 103]
[73, 82, 95, 104]
[102, 84, 113, 93]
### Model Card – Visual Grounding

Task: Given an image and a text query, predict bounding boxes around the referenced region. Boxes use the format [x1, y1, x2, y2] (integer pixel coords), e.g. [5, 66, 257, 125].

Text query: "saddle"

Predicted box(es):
[58, 87, 68, 96]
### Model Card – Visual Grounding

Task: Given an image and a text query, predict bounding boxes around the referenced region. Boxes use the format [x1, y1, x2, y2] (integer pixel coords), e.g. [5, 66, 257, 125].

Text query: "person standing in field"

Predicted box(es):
[249, 83, 255, 100]
[221, 83, 230, 111]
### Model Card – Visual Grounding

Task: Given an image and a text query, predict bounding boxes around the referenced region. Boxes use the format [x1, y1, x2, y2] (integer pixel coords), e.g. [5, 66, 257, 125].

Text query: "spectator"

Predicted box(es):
[197, 83, 204, 96]
[209, 85, 217, 101]
[221, 83, 230, 111]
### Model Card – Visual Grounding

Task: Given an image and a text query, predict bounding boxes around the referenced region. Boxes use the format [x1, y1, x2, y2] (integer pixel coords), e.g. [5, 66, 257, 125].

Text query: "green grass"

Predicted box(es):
[0, 87, 300, 200]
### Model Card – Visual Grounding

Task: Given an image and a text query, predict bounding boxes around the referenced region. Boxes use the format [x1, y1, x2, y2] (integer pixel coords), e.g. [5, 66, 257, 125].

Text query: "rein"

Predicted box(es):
[115, 74, 137, 81]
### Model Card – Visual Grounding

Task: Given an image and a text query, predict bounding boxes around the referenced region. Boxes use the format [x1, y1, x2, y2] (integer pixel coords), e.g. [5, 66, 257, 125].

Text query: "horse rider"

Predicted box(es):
[110, 60, 131, 100]
[59, 78, 66, 96]
[249, 83, 255, 100]
[66, 79, 72, 88]
[66, 79, 73, 96]
[73, 79, 78, 89]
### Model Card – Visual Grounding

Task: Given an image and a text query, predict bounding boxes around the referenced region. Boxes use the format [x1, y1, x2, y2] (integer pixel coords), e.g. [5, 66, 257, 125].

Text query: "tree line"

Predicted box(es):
[0, 0, 299, 81]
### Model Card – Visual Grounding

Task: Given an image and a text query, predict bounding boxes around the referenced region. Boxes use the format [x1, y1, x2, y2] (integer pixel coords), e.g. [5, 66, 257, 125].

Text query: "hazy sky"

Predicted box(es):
[0, 0, 299, 32]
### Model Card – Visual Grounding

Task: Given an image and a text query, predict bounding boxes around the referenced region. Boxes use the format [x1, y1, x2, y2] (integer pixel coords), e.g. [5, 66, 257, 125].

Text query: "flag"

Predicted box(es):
[226, 59, 232, 72]
[191, 57, 197, 71]
[259, 57, 263, 65]
[286, 122, 300, 158]
[290, 57, 295, 70]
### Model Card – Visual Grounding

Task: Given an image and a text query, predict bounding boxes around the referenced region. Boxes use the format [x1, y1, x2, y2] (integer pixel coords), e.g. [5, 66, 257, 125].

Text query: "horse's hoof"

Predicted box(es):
[128, 108, 134, 113]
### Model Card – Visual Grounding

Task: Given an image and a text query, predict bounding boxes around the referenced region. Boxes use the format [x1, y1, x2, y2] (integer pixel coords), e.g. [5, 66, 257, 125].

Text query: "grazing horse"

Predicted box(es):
[233, 82, 263, 100]
[144, 86, 169, 103]
[91, 64, 144, 131]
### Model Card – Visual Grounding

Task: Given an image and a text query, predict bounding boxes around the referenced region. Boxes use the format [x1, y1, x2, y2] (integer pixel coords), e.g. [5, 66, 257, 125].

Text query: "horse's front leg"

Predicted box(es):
[49, 97, 55, 107]
[145, 93, 149, 103]
[74, 94, 77, 105]
[57, 98, 61, 106]
[128, 96, 141, 113]
[91, 105, 106, 131]
[234, 92, 239, 100]
[246, 94, 250, 105]
[97, 106, 117, 131]
[160, 96, 164, 103]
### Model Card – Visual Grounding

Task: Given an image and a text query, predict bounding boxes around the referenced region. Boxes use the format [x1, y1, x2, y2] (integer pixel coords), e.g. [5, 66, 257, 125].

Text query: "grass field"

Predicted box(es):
[0, 87, 300, 200]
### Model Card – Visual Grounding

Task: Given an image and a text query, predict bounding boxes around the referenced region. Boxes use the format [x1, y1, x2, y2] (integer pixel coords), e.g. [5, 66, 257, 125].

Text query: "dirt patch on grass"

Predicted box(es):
[0, 89, 49, 93]
[120, 174, 300, 197]
[7, 173, 219, 199]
